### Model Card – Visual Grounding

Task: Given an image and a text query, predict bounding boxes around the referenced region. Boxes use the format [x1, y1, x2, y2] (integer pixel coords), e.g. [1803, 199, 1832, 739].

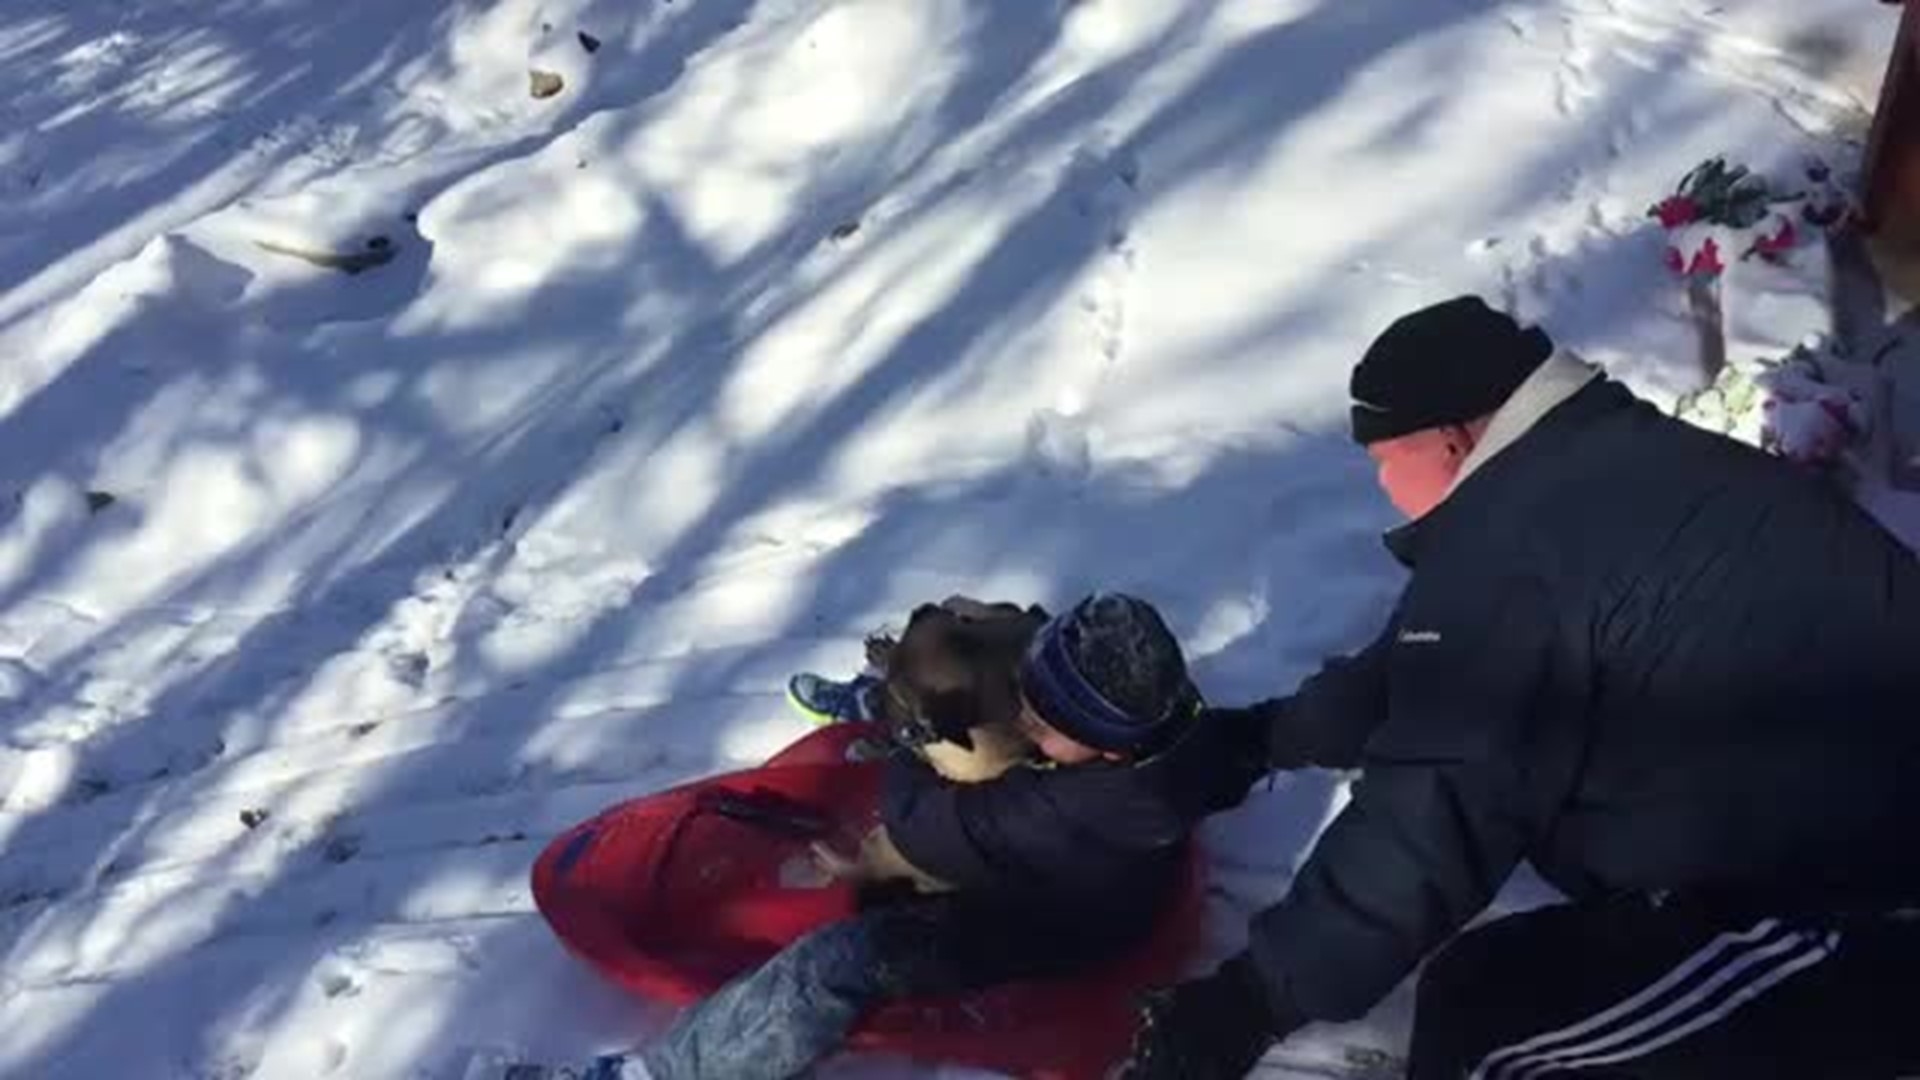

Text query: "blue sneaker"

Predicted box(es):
[786, 672, 883, 726]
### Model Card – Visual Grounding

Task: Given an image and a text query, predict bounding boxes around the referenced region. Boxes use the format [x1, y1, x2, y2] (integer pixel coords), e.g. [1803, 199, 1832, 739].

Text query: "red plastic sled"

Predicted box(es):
[531, 722, 1206, 1079]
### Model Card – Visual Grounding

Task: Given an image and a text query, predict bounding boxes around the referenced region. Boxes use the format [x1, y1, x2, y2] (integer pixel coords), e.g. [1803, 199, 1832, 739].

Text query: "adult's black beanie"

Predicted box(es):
[1349, 295, 1553, 445]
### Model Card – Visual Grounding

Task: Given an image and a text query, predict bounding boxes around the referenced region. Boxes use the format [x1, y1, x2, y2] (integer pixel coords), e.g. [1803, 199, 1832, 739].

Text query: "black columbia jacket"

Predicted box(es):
[1238, 376, 1920, 1025]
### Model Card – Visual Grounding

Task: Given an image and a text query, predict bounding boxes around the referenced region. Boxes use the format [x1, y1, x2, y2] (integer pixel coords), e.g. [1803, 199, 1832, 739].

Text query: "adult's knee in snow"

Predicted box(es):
[1408, 923, 1527, 1079]
[1412, 912, 1543, 1020]
[1415, 925, 1494, 1009]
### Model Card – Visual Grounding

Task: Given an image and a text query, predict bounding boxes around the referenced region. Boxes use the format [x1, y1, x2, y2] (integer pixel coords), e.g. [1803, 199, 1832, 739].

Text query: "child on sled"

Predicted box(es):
[600, 592, 1260, 1080]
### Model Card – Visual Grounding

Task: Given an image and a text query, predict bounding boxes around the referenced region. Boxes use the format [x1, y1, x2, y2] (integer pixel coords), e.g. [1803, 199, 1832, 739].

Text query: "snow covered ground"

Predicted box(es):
[0, 1, 1907, 1077]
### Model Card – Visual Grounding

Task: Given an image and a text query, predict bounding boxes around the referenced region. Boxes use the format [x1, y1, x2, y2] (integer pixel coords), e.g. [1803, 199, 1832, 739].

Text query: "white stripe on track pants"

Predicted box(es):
[1407, 896, 1920, 1079]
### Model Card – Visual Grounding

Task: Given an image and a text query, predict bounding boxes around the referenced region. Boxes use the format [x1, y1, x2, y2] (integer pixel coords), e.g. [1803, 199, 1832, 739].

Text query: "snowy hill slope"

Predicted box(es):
[0, 1, 1901, 1077]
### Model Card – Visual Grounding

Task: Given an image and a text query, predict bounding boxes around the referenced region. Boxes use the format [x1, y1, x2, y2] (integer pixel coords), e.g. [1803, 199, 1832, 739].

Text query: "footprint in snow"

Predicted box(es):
[1026, 409, 1093, 486]
[321, 834, 363, 864]
[318, 970, 360, 999]
[1065, 142, 1142, 369]
[387, 649, 430, 689]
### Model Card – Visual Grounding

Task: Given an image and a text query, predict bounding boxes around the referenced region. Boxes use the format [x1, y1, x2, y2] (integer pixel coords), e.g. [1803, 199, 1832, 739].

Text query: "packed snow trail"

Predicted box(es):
[0, 1, 1904, 1077]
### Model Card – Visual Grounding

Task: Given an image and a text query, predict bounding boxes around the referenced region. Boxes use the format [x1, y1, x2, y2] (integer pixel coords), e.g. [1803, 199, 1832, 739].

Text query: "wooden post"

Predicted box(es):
[1864, 0, 1920, 237]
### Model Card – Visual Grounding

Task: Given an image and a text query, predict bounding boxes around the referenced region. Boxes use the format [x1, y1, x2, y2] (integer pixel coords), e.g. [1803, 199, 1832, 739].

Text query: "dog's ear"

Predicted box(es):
[887, 605, 956, 680]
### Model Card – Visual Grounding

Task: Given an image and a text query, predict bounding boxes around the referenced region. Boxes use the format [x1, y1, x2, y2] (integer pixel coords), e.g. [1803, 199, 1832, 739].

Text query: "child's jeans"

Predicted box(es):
[634, 898, 1112, 1079]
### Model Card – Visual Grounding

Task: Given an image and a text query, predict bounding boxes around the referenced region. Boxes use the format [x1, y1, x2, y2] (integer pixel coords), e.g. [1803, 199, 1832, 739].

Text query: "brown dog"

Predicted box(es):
[817, 596, 1048, 891]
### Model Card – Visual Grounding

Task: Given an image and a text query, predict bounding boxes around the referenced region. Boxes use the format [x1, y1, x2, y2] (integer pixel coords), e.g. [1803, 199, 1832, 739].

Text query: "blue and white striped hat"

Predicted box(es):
[1018, 593, 1197, 753]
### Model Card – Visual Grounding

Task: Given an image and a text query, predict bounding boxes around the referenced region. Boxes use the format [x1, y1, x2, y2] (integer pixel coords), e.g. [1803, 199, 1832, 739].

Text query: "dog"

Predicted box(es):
[818, 596, 1048, 891]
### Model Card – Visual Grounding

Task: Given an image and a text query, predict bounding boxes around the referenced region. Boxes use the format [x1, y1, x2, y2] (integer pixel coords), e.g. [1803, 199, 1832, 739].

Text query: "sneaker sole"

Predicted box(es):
[785, 684, 839, 727]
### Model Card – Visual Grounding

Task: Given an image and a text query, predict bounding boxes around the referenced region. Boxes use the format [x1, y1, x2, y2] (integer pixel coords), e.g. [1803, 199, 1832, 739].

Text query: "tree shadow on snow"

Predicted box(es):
[0, 0, 1798, 1076]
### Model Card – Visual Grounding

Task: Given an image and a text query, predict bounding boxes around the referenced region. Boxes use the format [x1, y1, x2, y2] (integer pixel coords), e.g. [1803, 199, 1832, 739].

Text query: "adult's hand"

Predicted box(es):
[1116, 957, 1283, 1080]
[1190, 705, 1286, 795]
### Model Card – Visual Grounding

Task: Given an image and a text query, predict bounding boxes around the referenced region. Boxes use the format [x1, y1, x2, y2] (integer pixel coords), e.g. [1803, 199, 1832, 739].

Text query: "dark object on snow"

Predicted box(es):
[322, 835, 362, 864]
[1348, 295, 1551, 445]
[828, 219, 861, 242]
[578, 31, 602, 54]
[240, 808, 270, 830]
[1217, 373, 1920, 1033]
[1863, 0, 1919, 235]
[253, 236, 398, 275]
[530, 69, 566, 100]
[84, 491, 115, 514]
